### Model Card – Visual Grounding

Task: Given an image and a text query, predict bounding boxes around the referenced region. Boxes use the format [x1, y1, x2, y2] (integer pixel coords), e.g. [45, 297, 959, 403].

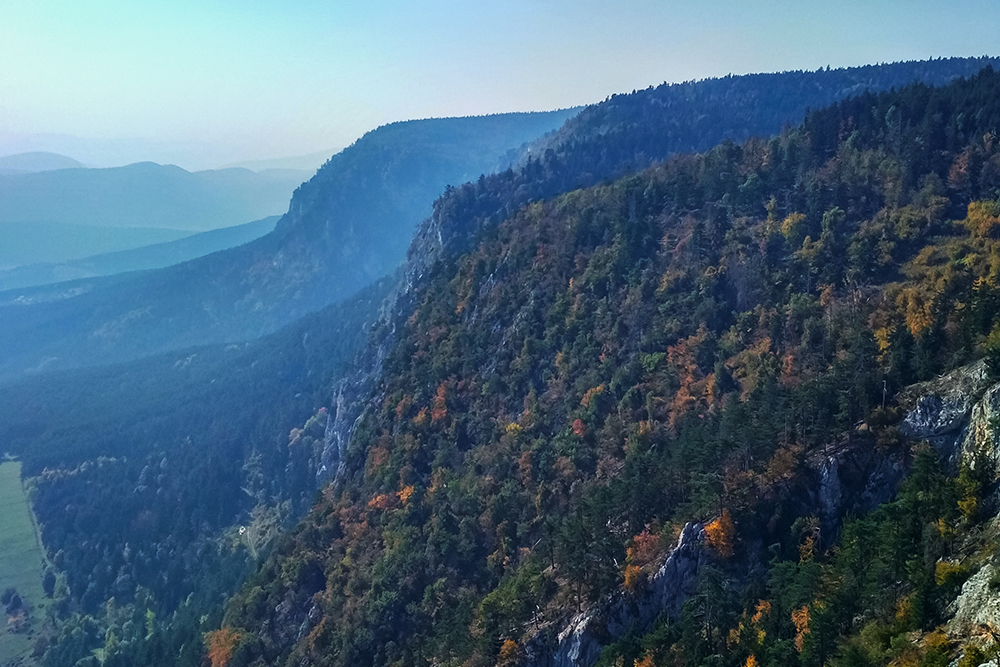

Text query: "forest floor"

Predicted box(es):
[0, 461, 48, 666]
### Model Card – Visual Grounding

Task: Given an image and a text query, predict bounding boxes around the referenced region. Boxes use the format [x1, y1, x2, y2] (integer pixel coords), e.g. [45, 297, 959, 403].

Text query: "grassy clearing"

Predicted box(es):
[0, 461, 48, 666]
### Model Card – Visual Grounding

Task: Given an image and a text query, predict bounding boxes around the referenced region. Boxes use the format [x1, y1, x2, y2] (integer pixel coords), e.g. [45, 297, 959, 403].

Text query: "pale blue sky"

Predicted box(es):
[0, 0, 996, 169]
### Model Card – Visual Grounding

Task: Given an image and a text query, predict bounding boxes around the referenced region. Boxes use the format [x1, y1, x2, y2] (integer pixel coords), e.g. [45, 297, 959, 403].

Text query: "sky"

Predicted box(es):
[0, 0, 997, 170]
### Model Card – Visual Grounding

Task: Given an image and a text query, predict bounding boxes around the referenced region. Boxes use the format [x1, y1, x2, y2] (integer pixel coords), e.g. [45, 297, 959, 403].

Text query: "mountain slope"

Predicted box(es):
[2, 59, 994, 385]
[0, 216, 278, 291]
[0, 110, 577, 382]
[216, 69, 1000, 667]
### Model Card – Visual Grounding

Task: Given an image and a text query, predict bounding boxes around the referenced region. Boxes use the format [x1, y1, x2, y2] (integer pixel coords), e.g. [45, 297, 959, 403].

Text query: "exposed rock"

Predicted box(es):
[951, 562, 1000, 633]
[958, 384, 1000, 480]
[523, 523, 705, 667]
[899, 361, 992, 459]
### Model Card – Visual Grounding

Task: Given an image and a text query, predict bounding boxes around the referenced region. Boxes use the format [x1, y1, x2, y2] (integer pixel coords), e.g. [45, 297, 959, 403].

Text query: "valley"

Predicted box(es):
[0, 461, 49, 667]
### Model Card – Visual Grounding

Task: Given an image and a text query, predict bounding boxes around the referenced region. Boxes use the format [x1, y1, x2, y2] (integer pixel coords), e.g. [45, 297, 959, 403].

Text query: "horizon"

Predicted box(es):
[2, 0, 998, 170]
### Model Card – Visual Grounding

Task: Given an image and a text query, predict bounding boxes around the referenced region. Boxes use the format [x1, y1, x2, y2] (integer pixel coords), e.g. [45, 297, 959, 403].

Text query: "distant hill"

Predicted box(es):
[0, 216, 278, 291]
[0, 151, 85, 173]
[0, 109, 579, 381]
[0, 162, 309, 232]
[220, 149, 339, 173]
[0, 221, 191, 270]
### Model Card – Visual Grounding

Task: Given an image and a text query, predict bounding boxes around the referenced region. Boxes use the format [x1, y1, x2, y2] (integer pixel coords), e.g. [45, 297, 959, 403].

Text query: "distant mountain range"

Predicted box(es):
[0, 151, 85, 173]
[0, 161, 311, 233]
[0, 216, 278, 291]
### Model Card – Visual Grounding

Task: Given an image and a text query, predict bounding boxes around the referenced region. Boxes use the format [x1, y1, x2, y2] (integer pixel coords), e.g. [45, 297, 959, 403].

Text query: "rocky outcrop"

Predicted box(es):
[899, 360, 993, 462]
[807, 445, 907, 542]
[957, 383, 1000, 480]
[523, 523, 706, 667]
[952, 562, 1000, 633]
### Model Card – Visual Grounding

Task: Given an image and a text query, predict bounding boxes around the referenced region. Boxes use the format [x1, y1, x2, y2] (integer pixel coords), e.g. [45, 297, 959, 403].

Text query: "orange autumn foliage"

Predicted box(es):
[205, 628, 242, 667]
[704, 509, 736, 558]
[791, 606, 810, 652]
[397, 485, 415, 505]
[634, 653, 656, 667]
[367, 493, 397, 510]
[431, 383, 448, 422]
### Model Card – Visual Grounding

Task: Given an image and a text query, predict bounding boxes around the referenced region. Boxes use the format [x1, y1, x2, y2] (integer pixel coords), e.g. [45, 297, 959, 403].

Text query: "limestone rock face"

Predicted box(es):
[952, 563, 1000, 633]
[899, 360, 992, 460]
[524, 523, 706, 667]
[958, 383, 1000, 480]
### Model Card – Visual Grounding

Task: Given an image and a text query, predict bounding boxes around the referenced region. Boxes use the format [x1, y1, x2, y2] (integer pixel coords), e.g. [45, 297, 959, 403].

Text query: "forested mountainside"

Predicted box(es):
[0, 110, 575, 383]
[0, 275, 393, 666]
[405, 57, 1000, 274]
[526, 57, 1000, 181]
[13, 59, 1000, 667]
[1, 59, 993, 385]
[214, 69, 1000, 667]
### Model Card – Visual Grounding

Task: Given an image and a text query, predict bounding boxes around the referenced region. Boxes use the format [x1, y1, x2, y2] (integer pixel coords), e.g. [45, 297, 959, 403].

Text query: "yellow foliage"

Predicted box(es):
[799, 535, 816, 563]
[623, 564, 642, 592]
[895, 595, 913, 625]
[498, 639, 520, 666]
[964, 200, 1000, 239]
[780, 212, 807, 246]
[505, 422, 523, 435]
[935, 560, 965, 587]
[743, 655, 759, 667]
[925, 630, 949, 651]
[581, 384, 605, 408]
[397, 485, 415, 505]
[704, 509, 736, 558]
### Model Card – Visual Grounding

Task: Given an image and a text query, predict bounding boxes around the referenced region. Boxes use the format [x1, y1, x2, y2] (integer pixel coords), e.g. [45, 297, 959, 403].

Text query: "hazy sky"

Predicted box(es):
[0, 0, 996, 169]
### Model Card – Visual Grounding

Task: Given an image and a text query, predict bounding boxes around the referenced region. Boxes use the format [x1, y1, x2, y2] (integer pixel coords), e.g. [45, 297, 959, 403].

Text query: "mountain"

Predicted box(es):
[0, 216, 278, 291]
[13, 59, 1000, 667]
[0, 109, 578, 382]
[2, 59, 995, 385]
[0, 221, 193, 270]
[208, 69, 1000, 667]
[0, 151, 85, 173]
[0, 162, 309, 233]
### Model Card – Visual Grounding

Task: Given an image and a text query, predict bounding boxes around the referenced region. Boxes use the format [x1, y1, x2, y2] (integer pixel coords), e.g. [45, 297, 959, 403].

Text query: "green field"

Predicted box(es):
[0, 461, 48, 666]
